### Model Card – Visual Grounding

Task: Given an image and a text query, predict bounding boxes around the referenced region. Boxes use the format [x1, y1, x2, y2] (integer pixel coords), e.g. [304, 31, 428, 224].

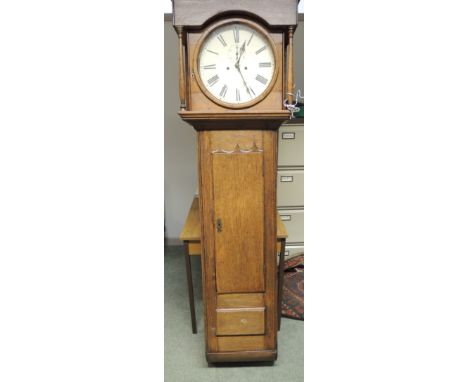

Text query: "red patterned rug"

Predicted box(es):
[281, 254, 304, 320]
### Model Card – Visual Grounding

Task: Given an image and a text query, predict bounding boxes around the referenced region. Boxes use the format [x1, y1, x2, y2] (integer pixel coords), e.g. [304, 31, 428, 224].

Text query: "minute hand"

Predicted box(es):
[235, 65, 252, 97]
[235, 41, 251, 96]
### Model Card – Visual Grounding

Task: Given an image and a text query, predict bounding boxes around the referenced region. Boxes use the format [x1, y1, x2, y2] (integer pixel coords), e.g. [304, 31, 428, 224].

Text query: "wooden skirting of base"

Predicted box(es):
[206, 350, 277, 363]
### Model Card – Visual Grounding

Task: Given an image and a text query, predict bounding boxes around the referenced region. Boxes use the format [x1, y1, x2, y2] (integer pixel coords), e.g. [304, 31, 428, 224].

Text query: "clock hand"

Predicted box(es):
[235, 64, 252, 97]
[236, 41, 246, 65]
[234, 41, 251, 97]
[234, 42, 247, 72]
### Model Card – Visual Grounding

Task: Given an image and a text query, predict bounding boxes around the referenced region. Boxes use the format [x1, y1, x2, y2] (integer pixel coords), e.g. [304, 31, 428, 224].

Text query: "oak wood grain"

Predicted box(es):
[217, 293, 264, 309]
[179, 196, 287, 255]
[206, 350, 277, 363]
[185, 240, 283, 256]
[262, 130, 278, 350]
[176, 26, 187, 110]
[185, 28, 286, 116]
[179, 197, 200, 241]
[198, 131, 218, 353]
[187, 241, 201, 255]
[173, 3, 297, 362]
[217, 335, 265, 352]
[212, 150, 265, 293]
[276, 214, 288, 239]
[210, 130, 263, 152]
[197, 130, 281, 357]
[216, 308, 265, 336]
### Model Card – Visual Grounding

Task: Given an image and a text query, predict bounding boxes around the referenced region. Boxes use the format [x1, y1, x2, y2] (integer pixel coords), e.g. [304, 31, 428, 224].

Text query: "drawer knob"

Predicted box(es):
[240, 318, 248, 324]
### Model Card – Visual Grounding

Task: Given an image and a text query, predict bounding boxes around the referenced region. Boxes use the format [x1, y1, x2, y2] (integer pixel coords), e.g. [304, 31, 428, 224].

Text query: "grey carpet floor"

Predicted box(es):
[164, 246, 304, 382]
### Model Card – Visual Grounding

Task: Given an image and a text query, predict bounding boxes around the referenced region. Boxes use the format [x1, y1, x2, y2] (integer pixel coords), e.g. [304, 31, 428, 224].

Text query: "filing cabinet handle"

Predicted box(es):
[282, 132, 296, 140]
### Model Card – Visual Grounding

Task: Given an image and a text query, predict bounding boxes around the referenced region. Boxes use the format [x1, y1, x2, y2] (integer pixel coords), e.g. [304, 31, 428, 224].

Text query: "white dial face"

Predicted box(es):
[198, 22, 275, 106]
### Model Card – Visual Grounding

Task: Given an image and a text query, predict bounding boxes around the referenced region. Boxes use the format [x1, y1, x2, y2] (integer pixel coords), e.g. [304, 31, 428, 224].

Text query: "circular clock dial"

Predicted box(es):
[198, 22, 275, 106]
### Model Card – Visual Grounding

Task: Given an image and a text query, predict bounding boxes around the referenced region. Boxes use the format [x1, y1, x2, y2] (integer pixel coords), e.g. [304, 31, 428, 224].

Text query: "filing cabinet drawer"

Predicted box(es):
[278, 209, 304, 243]
[284, 245, 304, 259]
[277, 169, 304, 207]
[278, 124, 304, 167]
[278, 244, 304, 262]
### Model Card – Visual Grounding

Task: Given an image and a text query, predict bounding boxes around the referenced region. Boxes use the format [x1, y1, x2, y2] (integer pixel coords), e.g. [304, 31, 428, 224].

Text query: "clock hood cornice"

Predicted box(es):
[178, 110, 291, 131]
[172, 0, 299, 29]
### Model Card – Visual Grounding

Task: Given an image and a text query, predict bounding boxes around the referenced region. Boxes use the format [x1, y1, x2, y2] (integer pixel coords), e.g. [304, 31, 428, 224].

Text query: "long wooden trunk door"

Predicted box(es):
[212, 151, 265, 294]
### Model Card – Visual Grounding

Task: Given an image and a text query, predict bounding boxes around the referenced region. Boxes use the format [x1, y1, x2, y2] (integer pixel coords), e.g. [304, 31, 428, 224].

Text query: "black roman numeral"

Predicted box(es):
[259, 62, 271, 68]
[233, 26, 239, 43]
[249, 86, 256, 96]
[219, 84, 228, 98]
[207, 75, 219, 87]
[202, 64, 216, 70]
[206, 49, 218, 55]
[255, 45, 266, 55]
[255, 74, 268, 85]
[216, 34, 227, 47]
[236, 88, 240, 102]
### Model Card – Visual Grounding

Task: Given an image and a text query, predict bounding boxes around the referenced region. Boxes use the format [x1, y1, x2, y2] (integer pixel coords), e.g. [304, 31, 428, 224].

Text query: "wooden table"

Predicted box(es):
[179, 196, 288, 334]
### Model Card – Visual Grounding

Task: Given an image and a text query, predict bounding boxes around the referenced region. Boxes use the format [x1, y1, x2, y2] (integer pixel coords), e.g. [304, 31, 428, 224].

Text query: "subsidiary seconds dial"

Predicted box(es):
[197, 21, 276, 107]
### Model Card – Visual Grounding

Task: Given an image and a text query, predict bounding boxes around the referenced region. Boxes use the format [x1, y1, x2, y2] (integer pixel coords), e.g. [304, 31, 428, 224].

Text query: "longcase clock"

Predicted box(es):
[172, 0, 299, 363]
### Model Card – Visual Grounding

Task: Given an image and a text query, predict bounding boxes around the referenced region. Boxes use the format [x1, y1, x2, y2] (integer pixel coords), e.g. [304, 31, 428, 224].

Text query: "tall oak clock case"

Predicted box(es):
[172, 0, 299, 363]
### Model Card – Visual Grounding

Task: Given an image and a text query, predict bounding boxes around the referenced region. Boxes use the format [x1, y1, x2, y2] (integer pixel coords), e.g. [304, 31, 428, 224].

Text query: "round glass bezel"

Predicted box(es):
[193, 18, 279, 109]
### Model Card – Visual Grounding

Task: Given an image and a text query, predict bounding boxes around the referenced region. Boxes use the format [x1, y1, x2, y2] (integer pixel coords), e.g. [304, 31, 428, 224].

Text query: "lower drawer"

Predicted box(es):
[216, 307, 265, 336]
[278, 209, 304, 243]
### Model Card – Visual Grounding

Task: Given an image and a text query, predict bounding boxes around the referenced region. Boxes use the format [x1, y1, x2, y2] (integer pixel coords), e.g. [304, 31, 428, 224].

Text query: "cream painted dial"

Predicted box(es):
[198, 22, 275, 106]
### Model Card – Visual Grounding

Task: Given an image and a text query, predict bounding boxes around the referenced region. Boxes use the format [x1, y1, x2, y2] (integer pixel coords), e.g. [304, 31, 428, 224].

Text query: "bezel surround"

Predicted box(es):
[193, 18, 279, 109]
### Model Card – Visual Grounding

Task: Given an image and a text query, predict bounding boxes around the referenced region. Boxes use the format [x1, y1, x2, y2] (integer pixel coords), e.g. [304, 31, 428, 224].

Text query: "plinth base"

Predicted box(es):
[206, 350, 277, 363]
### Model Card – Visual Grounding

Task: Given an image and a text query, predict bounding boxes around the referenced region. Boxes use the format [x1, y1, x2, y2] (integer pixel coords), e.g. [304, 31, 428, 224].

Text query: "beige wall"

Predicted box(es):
[293, 21, 304, 99]
[164, 19, 304, 242]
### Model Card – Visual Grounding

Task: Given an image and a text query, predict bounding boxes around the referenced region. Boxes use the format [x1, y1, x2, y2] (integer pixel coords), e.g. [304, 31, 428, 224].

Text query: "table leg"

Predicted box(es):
[184, 242, 197, 334]
[278, 239, 286, 330]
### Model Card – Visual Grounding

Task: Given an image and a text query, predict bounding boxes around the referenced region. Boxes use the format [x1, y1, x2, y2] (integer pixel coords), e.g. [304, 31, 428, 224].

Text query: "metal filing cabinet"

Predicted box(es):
[277, 169, 304, 207]
[277, 119, 304, 261]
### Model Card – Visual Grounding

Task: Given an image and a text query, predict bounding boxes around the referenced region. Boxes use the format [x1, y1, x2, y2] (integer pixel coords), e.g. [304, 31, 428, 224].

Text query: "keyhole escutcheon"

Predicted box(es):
[216, 218, 222, 233]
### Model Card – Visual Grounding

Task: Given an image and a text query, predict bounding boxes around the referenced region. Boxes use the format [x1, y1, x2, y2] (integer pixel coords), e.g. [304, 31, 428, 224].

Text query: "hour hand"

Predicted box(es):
[235, 42, 246, 69]
[238, 41, 246, 63]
